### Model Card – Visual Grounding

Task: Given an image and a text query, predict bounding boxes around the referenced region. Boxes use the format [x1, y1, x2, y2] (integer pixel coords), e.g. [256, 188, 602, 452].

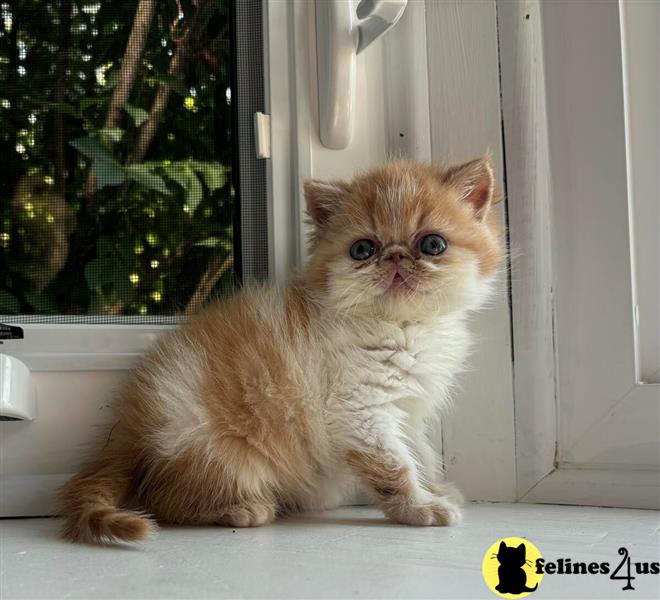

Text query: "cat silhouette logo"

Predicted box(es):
[482, 537, 544, 598]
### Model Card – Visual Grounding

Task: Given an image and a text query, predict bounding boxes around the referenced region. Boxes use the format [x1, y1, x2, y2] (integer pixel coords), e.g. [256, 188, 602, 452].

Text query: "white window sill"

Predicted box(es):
[1, 503, 657, 599]
[0, 324, 173, 371]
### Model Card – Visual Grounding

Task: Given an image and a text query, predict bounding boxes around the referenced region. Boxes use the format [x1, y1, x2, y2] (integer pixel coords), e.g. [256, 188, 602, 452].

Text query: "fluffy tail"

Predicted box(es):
[57, 447, 156, 544]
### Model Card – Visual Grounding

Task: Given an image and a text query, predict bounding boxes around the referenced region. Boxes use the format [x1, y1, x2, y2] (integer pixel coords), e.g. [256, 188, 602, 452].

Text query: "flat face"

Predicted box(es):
[305, 161, 503, 321]
[0, 1, 235, 321]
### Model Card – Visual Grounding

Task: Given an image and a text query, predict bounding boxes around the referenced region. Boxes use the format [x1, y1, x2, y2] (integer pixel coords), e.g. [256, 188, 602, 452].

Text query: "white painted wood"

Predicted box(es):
[0, 371, 123, 516]
[2, 504, 659, 600]
[523, 468, 660, 511]
[424, 0, 516, 502]
[541, 0, 659, 470]
[0, 324, 170, 371]
[497, 0, 557, 498]
[619, 0, 660, 384]
[501, 0, 660, 508]
[382, 0, 432, 162]
[544, 0, 635, 448]
[290, 0, 315, 266]
[263, 0, 300, 279]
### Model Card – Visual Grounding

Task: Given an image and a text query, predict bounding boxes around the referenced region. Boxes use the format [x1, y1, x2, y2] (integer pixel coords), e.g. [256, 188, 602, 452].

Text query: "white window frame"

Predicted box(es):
[500, 0, 660, 509]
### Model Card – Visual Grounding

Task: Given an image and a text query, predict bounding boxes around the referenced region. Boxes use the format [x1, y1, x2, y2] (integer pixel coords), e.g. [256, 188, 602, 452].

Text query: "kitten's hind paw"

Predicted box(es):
[387, 496, 462, 527]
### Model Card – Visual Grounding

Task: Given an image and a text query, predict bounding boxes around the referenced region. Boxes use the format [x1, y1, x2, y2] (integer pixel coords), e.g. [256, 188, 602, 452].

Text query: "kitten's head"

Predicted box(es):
[303, 158, 504, 321]
[497, 541, 527, 567]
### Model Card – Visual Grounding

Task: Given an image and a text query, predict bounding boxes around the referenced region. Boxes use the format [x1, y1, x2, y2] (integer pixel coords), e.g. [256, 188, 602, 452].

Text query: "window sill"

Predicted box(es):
[0, 324, 173, 372]
[1, 504, 657, 599]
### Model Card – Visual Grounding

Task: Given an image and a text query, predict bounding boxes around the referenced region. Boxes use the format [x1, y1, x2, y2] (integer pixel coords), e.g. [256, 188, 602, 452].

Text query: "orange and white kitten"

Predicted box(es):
[58, 157, 504, 544]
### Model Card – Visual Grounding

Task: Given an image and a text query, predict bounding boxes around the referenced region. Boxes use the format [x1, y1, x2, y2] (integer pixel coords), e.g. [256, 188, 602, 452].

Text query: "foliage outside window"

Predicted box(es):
[0, 0, 234, 318]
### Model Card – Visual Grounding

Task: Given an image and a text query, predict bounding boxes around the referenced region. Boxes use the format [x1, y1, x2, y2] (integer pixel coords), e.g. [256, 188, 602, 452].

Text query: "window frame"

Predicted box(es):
[1, 0, 275, 372]
[500, 0, 660, 509]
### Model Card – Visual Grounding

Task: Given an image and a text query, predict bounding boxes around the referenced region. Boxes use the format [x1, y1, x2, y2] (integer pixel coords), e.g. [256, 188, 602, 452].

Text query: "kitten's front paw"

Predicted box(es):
[216, 503, 275, 528]
[388, 496, 462, 527]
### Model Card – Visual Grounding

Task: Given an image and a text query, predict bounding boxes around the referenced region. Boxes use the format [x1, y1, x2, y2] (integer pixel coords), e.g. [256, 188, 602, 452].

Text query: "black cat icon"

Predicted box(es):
[494, 541, 539, 595]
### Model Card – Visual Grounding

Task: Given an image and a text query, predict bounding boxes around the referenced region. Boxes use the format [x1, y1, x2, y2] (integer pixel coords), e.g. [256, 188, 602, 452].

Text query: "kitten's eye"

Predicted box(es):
[350, 239, 376, 260]
[419, 234, 447, 256]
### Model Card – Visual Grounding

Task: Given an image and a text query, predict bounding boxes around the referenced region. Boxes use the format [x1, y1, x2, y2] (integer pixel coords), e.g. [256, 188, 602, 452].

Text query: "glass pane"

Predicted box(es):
[0, 0, 235, 321]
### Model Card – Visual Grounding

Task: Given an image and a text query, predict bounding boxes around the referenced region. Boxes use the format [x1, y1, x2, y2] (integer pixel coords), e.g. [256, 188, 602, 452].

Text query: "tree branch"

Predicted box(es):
[184, 254, 233, 317]
[84, 0, 157, 197]
[53, 0, 72, 197]
[126, 0, 217, 166]
[104, 0, 157, 130]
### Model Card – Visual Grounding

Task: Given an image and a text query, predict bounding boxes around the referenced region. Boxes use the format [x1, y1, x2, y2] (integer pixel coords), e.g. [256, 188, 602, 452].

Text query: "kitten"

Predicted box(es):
[58, 157, 504, 544]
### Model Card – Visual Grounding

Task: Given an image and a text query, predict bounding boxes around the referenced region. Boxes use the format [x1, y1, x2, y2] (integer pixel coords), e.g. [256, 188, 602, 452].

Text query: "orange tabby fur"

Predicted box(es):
[58, 158, 504, 544]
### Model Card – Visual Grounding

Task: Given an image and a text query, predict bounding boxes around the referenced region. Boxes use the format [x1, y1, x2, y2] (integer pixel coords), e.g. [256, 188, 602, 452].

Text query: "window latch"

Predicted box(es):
[254, 112, 271, 159]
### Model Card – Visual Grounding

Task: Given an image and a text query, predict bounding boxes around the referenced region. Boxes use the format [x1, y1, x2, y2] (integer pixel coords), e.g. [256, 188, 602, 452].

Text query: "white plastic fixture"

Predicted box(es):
[254, 111, 272, 159]
[0, 354, 36, 420]
[315, 0, 408, 149]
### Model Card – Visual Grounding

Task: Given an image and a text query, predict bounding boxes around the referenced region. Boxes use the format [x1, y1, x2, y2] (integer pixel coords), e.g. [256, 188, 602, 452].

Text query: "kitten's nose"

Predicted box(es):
[387, 251, 404, 264]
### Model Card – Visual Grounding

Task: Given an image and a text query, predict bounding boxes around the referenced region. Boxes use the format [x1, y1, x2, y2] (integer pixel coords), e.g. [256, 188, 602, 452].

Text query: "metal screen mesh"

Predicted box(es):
[0, 0, 267, 324]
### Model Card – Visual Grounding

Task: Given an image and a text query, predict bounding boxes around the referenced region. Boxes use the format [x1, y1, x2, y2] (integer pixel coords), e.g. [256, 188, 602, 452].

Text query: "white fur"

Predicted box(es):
[143, 341, 211, 458]
[143, 268, 495, 512]
[313, 310, 471, 508]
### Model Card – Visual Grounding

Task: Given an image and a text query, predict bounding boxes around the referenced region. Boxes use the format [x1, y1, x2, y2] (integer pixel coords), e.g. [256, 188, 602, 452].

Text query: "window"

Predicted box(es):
[0, 0, 267, 326]
[0, 0, 517, 517]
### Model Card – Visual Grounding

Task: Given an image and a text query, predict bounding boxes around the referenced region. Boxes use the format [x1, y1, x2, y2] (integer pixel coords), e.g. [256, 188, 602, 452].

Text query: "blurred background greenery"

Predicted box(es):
[0, 0, 235, 318]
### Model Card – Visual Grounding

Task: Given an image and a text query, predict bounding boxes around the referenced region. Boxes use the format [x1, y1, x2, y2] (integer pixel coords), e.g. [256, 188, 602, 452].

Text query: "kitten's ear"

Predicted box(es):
[303, 179, 351, 229]
[517, 544, 526, 553]
[443, 156, 498, 220]
[499, 541, 507, 552]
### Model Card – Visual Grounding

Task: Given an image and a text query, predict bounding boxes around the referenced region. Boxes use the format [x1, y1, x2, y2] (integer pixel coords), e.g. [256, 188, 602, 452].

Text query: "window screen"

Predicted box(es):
[0, 0, 267, 324]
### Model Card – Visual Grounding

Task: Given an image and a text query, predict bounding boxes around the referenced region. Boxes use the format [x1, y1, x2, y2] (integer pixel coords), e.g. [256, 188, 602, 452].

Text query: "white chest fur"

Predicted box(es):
[331, 314, 471, 418]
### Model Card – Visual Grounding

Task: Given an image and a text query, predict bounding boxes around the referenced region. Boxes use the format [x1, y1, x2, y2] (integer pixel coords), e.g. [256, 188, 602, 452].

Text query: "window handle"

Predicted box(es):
[315, 0, 408, 150]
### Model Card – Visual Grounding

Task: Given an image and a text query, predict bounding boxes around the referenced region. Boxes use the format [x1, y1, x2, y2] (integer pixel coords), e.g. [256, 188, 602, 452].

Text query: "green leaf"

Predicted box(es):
[70, 136, 125, 189]
[85, 255, 132, 301]
[162, 163, 188, 189]
[194, 236, 232, 251]
[185, 170, 204, 213]
[125, 164, 171, 195]
[163, 163, 204, 214]
[144, 74, 188, 97]
[37, 100, 81, 118]
[70, 135, 114, 162]
[85, 257, 118, 289]
[100, 127, 124, 144]
[189, 161, 228, 192]
[0, 291, 20, 314]
[84, 257, 133, 292]
[79, 97, 107, 112]
[24, 291, 57, 314]
[124, 104, 149, 127]
[93, 157, 126, 188]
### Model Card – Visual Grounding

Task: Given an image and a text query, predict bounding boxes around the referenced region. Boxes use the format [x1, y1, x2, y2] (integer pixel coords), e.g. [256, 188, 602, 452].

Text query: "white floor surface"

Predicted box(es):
[1, 503, 659, 600]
